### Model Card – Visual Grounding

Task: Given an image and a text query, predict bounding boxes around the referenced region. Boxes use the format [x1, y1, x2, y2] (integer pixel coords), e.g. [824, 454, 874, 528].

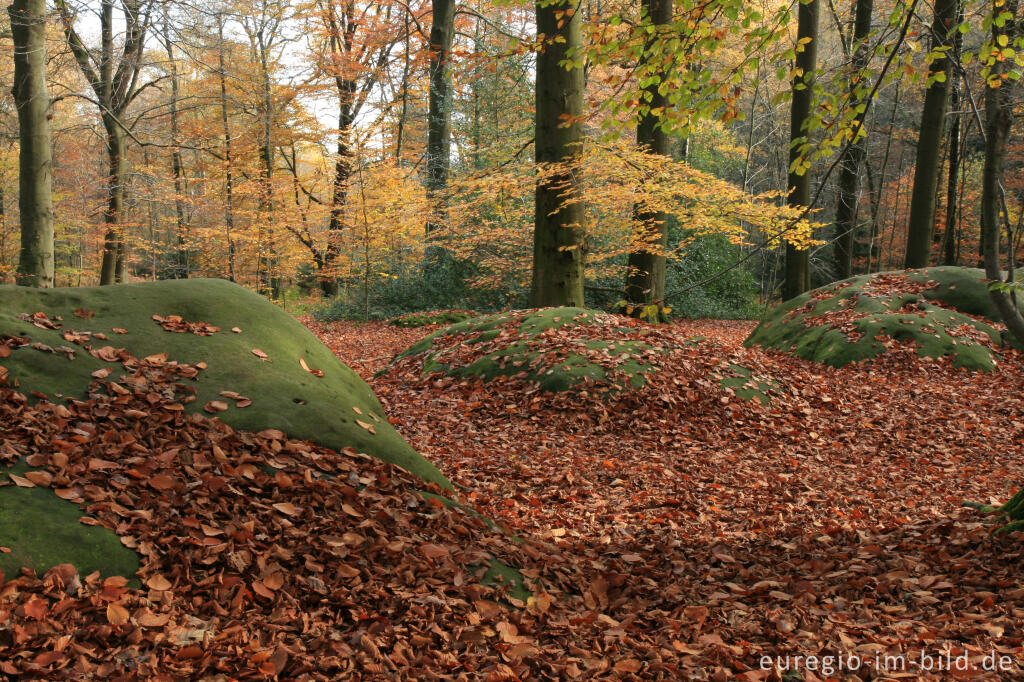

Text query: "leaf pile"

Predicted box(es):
[317, 316, 1024, 679]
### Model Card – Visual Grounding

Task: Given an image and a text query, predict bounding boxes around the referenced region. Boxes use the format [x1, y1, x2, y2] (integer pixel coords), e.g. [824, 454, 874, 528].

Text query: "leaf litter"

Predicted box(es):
[0, 310, 1022, 679]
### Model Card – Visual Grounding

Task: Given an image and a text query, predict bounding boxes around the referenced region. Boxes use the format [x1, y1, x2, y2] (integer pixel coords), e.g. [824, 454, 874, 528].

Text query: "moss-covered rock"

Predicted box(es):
[387, 307, 666, 392]
[745, 268, 1019, 371]
[389, 309, 477, 328]
[0, 279, 448, 489]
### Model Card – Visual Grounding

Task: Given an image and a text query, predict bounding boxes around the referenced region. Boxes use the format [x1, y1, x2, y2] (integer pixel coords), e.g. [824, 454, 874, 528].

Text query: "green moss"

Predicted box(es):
[0, 478, 140, 584]
[389, 310, 477, 328]
[745, 269, 1008, 371]
[719, 363, 778, 405]
[0, 279, 448, 489]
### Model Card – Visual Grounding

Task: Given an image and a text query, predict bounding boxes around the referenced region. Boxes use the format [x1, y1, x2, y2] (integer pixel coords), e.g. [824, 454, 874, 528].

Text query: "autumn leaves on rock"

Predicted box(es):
[746, 267, 1024, 371]
[0, 278, 446, 488]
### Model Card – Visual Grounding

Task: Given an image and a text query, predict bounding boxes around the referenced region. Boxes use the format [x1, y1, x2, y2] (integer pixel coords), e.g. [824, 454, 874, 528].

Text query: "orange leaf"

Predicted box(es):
[106, 602, 130, 626]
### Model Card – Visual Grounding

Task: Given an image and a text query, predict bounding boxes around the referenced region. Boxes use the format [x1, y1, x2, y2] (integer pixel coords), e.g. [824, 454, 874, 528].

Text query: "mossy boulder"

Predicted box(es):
[389, 309, 477, 328]
[0, 279, 446, 489]
[388, 307, 665, 392]
[745, 268, 1021, 371]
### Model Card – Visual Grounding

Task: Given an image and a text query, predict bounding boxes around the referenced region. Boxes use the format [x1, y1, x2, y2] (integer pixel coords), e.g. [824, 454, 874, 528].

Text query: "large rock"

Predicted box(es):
[745, 267, 1021, 371]
[0, 279, 451, 581]
[0, 279, 443, 484]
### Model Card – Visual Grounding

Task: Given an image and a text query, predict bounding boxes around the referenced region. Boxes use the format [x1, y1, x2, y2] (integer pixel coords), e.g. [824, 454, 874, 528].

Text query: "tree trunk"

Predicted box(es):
[905, 0, 958, 268]
[832, 0, 872, 280]
[9, 0, 54, 287]
[217, 14, 237, 282]
[99, 118, 127, 285]
[624, 0, 671, 315]
[941, 82, 961, 265]
[164, 14, 189, 278]
[320, 104, 354, 297]
[530, 0, 586, 308]
[783, 0, 819, 300]
[425, 0, 456, 237]
[981, 2, 1024, 346]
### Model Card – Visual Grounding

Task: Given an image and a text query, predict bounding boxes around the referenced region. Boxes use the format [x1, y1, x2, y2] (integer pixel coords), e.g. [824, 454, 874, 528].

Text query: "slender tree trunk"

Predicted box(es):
[530, 0, 586, 307]
[256, 44, 279, 298]
[905, 0, 958, 268]
[217, 15, 237, 282]
[624, 0, 671, 315]
[425, 0, 456, 237]
[981, 0, 1024, 345]
[941, 81, 961, 265]
[100, 118, 127, 284]
[395, 12, 411, 161]
[783, 0, 819, 300]
[320, 102, 354, 297]
[833, 0, 872, 280]
[164, 16, 189, 278]
[9, 0, 54, 287]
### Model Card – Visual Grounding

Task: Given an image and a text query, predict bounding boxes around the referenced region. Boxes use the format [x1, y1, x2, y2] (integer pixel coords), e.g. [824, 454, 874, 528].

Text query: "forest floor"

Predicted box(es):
[305, 316, 1024, 681]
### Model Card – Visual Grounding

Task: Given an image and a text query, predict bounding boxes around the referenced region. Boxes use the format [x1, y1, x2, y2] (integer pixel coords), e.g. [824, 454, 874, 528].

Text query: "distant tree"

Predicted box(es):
[9, 0, 53, 287]
[56, 0, 152, 284]
[833, 0, 873, 280]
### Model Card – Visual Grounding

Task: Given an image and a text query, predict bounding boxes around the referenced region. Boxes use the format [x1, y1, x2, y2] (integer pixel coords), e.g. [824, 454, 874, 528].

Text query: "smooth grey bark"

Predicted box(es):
[905, 0, 957, 268]
[425, 0, 456, 237]
[833, 0, 872, 280]
[624, 0, 671, 314]
[783, 0, 819, 300]
[9, 0, 54, 287]
[530, 0, 586, 307]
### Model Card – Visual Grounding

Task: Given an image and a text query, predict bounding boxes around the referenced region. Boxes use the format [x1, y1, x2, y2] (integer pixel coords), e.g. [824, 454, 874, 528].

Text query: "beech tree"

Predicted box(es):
[623, 0, 672, 318]
[425, 0, 456, 237]
[783, 0, 819, 300]
[530, 0, 585, 307]
[56, 0, 152, 284]
[9, 0, 53, 287]
[905, 0, 958, 268]
[832, 0, 872, 280]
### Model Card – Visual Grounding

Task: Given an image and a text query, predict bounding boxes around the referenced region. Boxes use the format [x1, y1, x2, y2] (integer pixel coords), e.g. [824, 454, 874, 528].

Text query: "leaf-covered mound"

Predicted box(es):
[0, 364, 554, 679]
[745, 267, 1022, 371]
[0, 279, 446, 488]
[385, 307, 670, 394]
[381, 307, 780, 404]
[389, 309, 477, 328]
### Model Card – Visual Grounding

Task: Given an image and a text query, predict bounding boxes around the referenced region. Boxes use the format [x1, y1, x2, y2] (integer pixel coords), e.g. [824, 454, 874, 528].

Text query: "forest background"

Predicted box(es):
[2, 0, 1024, 323]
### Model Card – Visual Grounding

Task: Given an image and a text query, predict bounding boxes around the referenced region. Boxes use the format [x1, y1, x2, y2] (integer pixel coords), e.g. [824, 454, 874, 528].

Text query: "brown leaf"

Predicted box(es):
[106, 602, 130, 626]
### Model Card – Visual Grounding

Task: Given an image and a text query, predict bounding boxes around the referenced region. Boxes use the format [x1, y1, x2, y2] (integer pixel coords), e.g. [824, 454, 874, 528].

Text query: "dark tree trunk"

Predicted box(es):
[530, 0, 586, 307]
[905, 0, 958, 268]
[624, 0, 672, 317]
[100, 119, 127, 285]
[783, 0, 819, 300]
[425, 0, 456, 237]
[9, 0, 54, 287]
[981, 1, 1024, 346]
[833, 0, 872, 280]
[941, 83, 961, 265]
[164, 15, 189, 278]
